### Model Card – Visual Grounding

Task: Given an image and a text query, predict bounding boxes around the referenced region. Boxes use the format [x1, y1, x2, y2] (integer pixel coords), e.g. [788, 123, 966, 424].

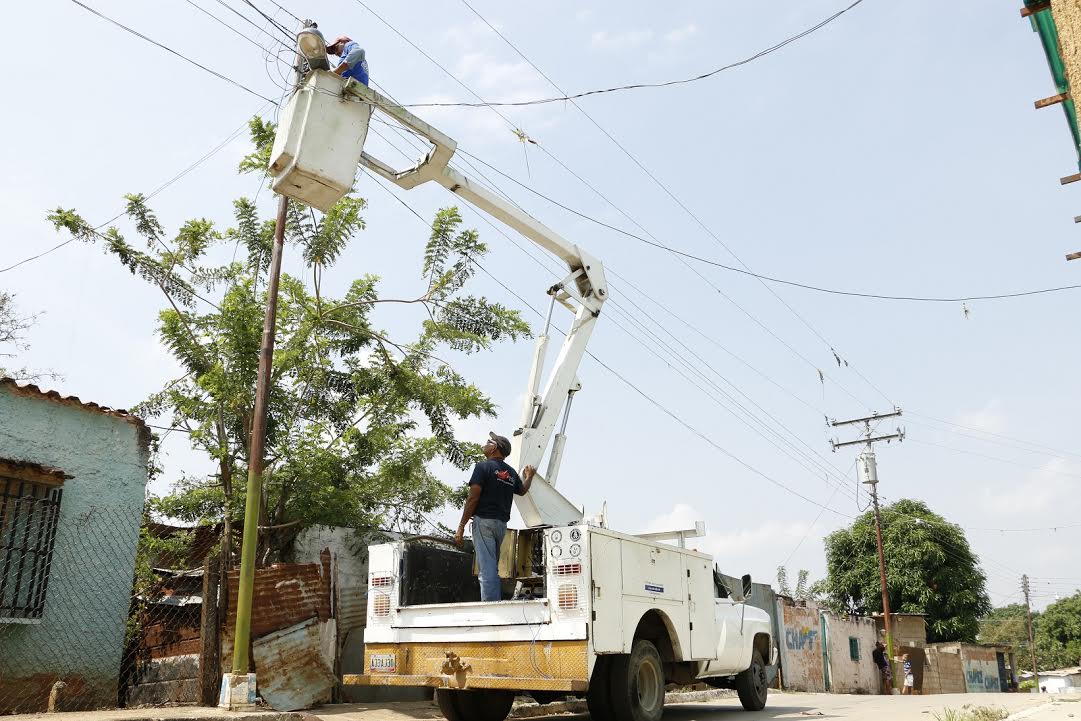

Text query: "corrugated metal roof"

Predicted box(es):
[0, 377, 147, 428]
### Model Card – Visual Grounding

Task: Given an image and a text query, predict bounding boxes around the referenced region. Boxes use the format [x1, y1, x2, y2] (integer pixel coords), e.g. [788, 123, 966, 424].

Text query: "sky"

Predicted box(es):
[2, 0, 1080, 612]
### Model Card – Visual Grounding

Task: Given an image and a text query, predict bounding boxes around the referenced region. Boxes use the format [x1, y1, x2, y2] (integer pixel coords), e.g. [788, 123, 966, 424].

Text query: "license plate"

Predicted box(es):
[369, 653, 396, 673]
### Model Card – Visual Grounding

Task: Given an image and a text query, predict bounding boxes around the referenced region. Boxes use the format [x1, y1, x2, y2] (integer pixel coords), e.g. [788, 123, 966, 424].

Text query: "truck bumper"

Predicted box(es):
[346, 641, 589, 693]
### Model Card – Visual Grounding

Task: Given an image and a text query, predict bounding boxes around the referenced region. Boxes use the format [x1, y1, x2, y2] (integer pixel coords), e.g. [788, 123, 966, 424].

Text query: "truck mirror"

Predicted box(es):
[741, 574, 753, 599]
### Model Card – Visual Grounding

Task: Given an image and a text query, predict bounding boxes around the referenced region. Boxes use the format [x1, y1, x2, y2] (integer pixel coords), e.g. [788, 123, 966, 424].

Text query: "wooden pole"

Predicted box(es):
[198, 549, 221, 705]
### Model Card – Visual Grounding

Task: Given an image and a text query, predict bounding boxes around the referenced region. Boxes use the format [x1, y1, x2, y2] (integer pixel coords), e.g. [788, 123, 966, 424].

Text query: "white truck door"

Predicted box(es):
[686, 556, 717, 659]
[590, 532, 625, 652]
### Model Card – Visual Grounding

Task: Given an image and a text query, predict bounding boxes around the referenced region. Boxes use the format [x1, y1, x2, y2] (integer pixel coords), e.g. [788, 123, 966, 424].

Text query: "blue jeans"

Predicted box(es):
[473, 516, 506, 602]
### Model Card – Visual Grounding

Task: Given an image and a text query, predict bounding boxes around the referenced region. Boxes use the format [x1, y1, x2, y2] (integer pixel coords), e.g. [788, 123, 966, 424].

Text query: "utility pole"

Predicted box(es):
[220, 18, 313, 710]
[1022, 574, 1040, 693]
[830, 409, 904, 659]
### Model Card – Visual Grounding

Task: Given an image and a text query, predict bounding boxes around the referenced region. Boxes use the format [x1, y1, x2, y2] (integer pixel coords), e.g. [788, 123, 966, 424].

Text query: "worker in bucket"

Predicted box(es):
[326, 35, 369, 86]
[455, 432, 535, 601]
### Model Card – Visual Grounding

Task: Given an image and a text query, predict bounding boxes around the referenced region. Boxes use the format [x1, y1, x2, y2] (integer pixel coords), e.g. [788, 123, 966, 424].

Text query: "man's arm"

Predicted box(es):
[333, 62, 350, 76]
[516, 465, 536, 496]
[455, 483, 483, 546]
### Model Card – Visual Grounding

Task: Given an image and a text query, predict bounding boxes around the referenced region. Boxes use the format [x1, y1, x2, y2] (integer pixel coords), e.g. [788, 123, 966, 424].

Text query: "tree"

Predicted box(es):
[776, 566, 818, 603]
[978, 603, 1033, 653]
[0, 291, 57, 383]
[47, 117, 530, 562]
[1034, 591, 1081, 670]
[818, 498, 991, 642]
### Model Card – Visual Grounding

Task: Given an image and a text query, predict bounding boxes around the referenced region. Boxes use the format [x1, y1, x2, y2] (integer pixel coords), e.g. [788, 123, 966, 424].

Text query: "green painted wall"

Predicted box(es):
[0, 385, 149, 711]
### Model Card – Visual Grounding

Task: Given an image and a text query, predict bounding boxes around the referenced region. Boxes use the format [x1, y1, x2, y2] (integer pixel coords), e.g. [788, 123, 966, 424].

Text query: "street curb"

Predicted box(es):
[510, 689, 735, 718]
[1004, 701, 1056, 721]
[8, 713, 303, 721]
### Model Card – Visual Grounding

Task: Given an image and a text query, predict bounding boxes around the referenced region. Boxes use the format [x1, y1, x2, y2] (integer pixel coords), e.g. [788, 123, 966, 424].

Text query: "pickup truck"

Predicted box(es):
[349, 521, 775, 721]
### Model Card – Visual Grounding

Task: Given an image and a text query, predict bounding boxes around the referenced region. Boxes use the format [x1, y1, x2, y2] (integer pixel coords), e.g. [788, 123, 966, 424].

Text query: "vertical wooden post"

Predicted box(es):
[199, 549, 222, 705]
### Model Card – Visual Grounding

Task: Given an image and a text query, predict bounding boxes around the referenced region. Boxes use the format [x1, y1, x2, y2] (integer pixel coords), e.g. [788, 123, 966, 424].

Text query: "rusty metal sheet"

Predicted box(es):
[252, 618, 336, 711]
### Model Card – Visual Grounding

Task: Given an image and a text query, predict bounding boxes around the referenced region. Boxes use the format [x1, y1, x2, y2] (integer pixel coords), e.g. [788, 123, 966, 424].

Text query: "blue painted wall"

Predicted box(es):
[0, 384, 149, 711]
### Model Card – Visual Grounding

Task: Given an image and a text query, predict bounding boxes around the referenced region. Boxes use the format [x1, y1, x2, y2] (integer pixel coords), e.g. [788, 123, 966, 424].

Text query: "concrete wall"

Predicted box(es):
[777, 603, 826, 692]
[924, 646, 967, 695]
[962, 645, 1003, 694]
[0, 384, 150, 712]
[823, 615, 879, 694]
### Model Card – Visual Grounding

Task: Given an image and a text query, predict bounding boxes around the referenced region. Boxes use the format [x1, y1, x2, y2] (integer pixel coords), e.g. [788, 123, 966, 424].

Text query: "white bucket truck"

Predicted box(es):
[268, 68, 775, 721]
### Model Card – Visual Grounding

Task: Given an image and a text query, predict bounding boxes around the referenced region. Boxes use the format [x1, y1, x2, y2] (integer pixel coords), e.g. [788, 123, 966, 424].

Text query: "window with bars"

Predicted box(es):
[1, 475, 63, 621]
[849, 636, 861, 661]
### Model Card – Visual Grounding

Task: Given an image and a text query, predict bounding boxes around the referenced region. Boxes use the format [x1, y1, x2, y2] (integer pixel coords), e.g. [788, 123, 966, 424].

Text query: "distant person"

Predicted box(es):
[872, 641, 891, 694]
[455, 432, 535, 601]
[902, 653, 914, 695]
[327, 35, 369, 86]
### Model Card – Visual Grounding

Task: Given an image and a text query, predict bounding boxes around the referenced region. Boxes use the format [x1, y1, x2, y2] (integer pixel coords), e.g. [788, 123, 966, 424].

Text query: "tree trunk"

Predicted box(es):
[199, 549, 222, 705]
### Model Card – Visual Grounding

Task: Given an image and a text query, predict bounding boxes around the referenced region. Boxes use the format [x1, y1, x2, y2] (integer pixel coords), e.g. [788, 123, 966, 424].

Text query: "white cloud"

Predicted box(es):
[955, 399, 1007, 435]
[591, 29, 654, 51]
[640, 503, 817, 574]
[981, 457, 1080, 515]
[664, 24, 698, 44]
[574, 8, 594, 23]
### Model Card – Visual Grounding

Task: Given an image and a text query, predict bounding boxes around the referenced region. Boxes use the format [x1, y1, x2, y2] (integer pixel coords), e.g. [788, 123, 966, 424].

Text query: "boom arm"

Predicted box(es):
[345, 78, 607, 527]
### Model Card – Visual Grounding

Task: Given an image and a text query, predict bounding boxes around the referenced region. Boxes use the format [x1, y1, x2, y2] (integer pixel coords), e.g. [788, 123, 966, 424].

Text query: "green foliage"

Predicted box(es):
[1034, 591, 1081, 670]
[978, 603, 1032, 653]
[48, 120, 530, 561]
[776, 566, 817, 602]
[818, 499, 991, 642]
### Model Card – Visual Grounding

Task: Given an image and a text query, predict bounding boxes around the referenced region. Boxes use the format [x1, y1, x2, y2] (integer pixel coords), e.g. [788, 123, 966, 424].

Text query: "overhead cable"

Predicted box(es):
[65, 0, 279, 103]
[405, 0, 867, 108]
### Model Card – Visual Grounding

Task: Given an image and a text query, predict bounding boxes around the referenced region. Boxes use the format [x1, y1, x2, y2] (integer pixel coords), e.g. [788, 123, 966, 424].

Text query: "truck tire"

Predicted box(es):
[735, 649, 768, 711]
[435, 689, 466, 721]
[609, 640, 665, 721]
[453, 689, 515, 721]
[587, 654, 617, 721]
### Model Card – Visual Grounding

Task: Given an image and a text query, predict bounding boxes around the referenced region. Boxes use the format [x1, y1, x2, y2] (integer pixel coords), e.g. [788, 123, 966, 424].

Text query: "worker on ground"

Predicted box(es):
[327, 35, 369, 86]
[872, 641, 891, 694]
[455, 432, 535, 601]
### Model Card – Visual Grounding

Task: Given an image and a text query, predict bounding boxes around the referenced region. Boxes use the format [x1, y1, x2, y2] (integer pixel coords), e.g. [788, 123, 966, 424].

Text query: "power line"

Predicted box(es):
[405, 0, 867, 108]
[452, 149, 1081, 304]
[1, 104, 269, 274]
[907, 412, 1081, 460]
[454, 0, 894, 409]
[65, 0, 279, 104]
[361, 165, 859, 519]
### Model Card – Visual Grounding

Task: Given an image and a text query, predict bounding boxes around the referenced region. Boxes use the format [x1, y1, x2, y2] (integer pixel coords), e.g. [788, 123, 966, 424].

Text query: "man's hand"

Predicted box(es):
[523, 465, 536, 482]
[454, 524, 465, 547]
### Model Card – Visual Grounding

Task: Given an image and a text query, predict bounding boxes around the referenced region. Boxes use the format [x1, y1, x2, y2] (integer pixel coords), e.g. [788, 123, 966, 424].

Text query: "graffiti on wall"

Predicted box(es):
[785, 626, 819, 651]
[964, 658, 1000, 693]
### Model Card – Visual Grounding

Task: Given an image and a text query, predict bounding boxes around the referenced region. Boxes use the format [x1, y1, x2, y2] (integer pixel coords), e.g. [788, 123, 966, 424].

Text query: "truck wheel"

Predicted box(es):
[587, 655, 617, 721]
[609, 640, 665, 721]
[435, 689, 466, 721]
[453, 689, 515, 721]
[735, 649, 768, 711]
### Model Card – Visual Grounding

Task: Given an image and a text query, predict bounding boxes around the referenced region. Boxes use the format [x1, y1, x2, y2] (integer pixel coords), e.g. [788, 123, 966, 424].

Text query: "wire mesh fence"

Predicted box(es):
[0, 501, 218, 715]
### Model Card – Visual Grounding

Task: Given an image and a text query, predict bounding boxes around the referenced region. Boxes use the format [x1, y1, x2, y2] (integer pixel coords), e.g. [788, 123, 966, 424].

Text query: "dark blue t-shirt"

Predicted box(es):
[470, 458, 522, 522]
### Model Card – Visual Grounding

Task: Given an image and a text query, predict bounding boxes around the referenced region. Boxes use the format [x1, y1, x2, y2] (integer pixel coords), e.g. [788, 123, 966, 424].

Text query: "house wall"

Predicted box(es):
[961, 645, 1002, 693]
[923, 645, 966, 695]
[0, 386, 150, 713]
[777, 603, 826, 692]
[823, 615, 879, 694]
